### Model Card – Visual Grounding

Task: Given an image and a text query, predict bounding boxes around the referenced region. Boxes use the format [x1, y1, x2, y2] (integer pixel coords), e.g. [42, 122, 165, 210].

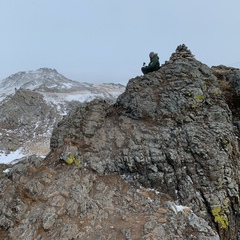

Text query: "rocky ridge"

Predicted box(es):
[0, 45, 240, 239]
[0, 68, 125, 100]
[0, 68, 125, 157]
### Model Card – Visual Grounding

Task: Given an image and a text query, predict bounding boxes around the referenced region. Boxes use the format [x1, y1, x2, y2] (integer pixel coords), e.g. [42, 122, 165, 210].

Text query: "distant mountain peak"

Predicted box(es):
[0, 68, 125, 102]
[36, 67, 58, 72]
[26, 67, 64, 77]
[0, 67, 125, 159]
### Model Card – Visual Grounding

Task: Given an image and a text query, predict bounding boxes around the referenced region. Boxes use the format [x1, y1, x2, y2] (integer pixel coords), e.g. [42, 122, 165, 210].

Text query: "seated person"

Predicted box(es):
[141, 52, 160, 74]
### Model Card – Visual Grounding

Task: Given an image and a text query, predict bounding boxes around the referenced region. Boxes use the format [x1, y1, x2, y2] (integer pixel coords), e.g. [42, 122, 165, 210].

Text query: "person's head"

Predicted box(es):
[149, 52, 155, 58]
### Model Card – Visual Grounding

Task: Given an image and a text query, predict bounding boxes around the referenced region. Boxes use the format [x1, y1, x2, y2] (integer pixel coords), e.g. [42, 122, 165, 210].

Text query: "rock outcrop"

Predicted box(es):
[0, 88, 60, 155]
[211, 65, 240, 132]
[0, 69, 125, 157]
[0, 45, 240, 239]
[50, 45, 240, 239]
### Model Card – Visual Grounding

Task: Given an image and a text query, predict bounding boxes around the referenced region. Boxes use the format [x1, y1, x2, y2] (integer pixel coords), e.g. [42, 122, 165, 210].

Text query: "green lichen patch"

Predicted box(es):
[194, 95, 205, 103]
[60, 146, 81, 165]
[201, 85, 206, 91]
[65, 154, 75, 164]
[211, 205, 229, 229]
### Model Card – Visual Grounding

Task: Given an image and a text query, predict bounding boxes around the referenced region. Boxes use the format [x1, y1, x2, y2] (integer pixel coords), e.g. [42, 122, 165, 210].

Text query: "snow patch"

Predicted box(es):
[0, 149, 26, 164]
[175, 205, 188, 212]
[167, 202, 192, 215]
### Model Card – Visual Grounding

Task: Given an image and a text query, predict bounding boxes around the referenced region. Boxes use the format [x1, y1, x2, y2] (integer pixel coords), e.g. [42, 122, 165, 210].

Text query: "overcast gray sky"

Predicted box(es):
[1, 0, 240, 84]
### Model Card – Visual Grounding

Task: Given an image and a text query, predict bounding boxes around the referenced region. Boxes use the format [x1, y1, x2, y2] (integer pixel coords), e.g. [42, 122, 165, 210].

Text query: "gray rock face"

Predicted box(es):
[0, 69, 125, 156]
[0, 45, 239, 239]
[0, 157, 219, 240]
[212, 65, 240, 95]
[50, 45, 240, 239]
[211, 65, 240, 134]
[0, 88, 60, 155]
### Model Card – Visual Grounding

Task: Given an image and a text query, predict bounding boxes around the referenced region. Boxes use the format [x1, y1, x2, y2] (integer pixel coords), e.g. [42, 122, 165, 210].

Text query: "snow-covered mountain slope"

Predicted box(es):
[0, 68, 125, 103]
[0, 68, 126, 163]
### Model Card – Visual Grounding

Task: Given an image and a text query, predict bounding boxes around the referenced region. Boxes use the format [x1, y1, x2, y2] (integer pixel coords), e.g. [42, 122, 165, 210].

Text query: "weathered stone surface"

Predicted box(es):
[212, 65, 240, 95]
[49, 45, 240, 239]
[211, 65, 240, 140]
[0, 163, 219, 240]
[0, 88, 60, 155]
[0, 69, 125, 156]
[0, 45, 239, 239]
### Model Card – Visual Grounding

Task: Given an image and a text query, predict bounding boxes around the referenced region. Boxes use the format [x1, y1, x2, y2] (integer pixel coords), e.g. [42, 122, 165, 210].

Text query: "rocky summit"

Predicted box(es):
[1, 45, 240, 240]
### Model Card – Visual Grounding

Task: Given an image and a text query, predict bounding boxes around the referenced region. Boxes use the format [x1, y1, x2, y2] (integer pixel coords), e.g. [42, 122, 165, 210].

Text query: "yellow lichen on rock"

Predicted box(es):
[195, 95, 205, 103]
[74, 157, 81, 165]
[65, 154, 75, 164]
[211, 205, 229, 229]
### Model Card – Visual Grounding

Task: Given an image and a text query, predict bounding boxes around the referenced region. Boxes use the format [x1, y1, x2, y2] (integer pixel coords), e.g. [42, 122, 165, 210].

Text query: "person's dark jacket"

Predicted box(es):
[141, 53, 160, 74]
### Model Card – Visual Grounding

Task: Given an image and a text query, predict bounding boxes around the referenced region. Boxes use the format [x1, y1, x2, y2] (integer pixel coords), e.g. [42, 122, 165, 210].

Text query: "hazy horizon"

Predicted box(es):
[1, 0, 240, 85]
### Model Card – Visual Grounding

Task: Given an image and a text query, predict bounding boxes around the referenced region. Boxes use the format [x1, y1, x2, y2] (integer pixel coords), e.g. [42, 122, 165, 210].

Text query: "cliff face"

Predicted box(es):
[0, 45, 240, 239]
